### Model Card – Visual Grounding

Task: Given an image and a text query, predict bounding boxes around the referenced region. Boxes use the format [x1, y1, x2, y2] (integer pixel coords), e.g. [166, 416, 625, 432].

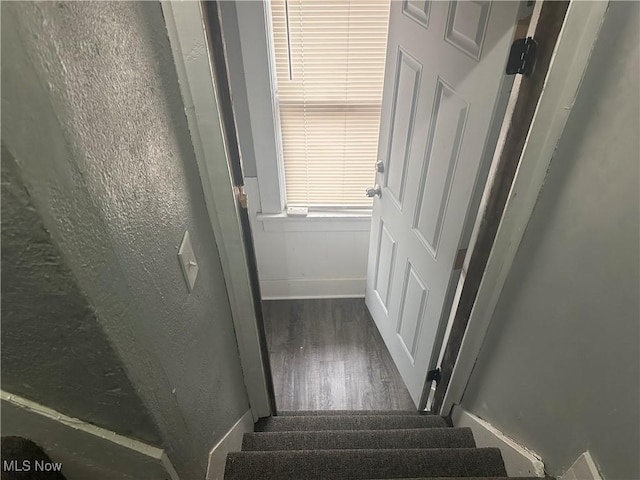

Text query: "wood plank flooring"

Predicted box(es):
[263, 298, 416, 411]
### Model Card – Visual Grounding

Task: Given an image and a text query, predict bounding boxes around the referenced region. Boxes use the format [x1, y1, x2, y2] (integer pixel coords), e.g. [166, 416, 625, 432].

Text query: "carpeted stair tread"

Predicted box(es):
[364, 478, 546, 480]
[242, 427, 476, 451]
[224, 447, 507, 480]
[254, 414, 447, 432]
[277, 410, 423, 416]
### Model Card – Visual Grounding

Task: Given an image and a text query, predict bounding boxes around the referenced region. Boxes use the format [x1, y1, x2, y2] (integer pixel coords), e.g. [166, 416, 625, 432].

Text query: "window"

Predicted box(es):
[270, 0, 390, 208]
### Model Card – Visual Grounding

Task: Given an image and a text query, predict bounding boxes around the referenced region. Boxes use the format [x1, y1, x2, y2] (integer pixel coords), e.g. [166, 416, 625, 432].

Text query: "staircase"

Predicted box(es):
[224, 410, 544, 479]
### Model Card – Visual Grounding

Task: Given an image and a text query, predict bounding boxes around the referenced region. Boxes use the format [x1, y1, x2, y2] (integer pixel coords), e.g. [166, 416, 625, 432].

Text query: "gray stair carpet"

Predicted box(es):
[224, 410, 542, 480]
[225, 448, 506, 479]
[243, 427, 475, 451]
[254, 414, 447, 432]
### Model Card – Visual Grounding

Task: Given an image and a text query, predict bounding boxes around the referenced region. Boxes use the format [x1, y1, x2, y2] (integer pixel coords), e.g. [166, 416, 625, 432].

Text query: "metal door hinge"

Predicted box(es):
[235, 185, 248, 209]
[506, 37, 537, 76]
[427, 368, 441, 384]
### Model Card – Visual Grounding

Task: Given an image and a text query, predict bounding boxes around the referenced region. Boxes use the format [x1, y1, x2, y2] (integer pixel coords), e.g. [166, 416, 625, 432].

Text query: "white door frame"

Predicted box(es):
[161, 1, 271, 420]
[160, 0, 609, 420]
[439, 0, 610, 415]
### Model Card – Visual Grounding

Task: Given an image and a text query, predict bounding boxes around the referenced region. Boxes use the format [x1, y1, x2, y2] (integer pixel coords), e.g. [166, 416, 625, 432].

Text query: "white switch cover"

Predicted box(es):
[178, 230, 198, 292]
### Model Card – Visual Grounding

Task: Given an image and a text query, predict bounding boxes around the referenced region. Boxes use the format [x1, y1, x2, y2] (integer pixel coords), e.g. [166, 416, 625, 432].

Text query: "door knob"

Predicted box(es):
[366, 185, 382, 198]
[376, 161, 385, 173]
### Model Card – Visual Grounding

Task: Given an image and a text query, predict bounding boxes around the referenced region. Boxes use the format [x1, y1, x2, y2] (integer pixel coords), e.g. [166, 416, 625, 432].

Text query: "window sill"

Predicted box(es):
[255, 209, 372, 232]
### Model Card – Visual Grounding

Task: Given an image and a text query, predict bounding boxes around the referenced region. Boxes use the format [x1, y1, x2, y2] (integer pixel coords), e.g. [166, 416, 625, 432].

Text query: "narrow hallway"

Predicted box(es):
[263, 298, 415, 411]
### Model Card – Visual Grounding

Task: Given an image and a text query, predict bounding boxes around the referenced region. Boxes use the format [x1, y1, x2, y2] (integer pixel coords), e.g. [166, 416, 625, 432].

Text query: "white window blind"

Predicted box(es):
[270, 0, 390, 207]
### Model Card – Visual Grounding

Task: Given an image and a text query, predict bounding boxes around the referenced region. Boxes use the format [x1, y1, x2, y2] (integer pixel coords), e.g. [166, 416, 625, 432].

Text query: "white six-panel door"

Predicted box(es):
[365, 0, 520, 406]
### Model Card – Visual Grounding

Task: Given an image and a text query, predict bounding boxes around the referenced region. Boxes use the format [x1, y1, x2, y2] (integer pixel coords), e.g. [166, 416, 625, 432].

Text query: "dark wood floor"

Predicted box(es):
[263, 298, 416, 411]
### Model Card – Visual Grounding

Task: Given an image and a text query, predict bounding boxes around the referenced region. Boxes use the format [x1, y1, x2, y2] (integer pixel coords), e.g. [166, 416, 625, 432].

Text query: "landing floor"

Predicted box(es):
[263, 298, 415, 411]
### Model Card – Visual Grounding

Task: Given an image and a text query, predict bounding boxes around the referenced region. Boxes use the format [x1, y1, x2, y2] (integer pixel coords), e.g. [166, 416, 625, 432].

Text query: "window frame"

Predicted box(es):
[235, 0, 377, 218]
[235, 0, 286, 214]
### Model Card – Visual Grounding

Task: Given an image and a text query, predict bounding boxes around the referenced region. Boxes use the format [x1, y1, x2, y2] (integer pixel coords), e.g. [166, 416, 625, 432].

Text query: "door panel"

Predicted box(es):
[445, 1, 491, 60]
[373, 221, 397, 313]
[384, 49, 422, 208]
[396, 262, 429, 362]
[403, 0, 431, 28]
[414, 79, 469, 256]
[366, 0, 519, 406]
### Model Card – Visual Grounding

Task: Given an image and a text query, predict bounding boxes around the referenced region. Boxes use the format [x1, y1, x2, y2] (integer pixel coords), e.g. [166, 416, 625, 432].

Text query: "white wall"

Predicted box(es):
[460, 2, 639, 478]
[245, 179, 370, 299]
[220, 1, 371, 299]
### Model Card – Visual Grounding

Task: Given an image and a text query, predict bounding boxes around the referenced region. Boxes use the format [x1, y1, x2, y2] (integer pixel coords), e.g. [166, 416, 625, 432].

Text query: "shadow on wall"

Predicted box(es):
[1, 2, 251, 478]
[460, 2, 640, 479]
[1, 144, 161, 445]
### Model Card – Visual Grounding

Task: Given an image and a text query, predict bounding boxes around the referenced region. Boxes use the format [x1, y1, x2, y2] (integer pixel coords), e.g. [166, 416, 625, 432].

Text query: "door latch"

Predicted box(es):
[366, 185, 382, 198]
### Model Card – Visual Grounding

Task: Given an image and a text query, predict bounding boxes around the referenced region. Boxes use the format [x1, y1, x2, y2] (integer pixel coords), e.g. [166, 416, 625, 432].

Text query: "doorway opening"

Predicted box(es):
[202, 0, 566, 416]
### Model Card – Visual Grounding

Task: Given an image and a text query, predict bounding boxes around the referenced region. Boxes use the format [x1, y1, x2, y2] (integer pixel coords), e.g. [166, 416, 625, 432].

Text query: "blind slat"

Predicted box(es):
[271, 0, 390, 207]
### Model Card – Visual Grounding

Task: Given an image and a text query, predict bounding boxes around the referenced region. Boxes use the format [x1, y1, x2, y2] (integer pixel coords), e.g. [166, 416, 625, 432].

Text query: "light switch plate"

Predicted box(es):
[178, 230, 198, 292]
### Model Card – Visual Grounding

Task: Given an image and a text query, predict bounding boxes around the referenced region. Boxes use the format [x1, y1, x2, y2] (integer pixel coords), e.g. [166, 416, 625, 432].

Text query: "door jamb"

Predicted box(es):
[200, 0, 278, 416]
[419, 2, 532, 412]
[161, 1, 272, 420]
[433, 0, 610, 415]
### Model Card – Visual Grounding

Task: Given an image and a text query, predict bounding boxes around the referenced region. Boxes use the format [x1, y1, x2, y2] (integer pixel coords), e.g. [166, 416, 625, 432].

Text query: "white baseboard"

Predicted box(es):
[260, 277, 366, 299]
[451, 405, 545, 477]
[560, 452, 603, 480]
[206, 409, 254, 480]
[0, 391, 179, 480]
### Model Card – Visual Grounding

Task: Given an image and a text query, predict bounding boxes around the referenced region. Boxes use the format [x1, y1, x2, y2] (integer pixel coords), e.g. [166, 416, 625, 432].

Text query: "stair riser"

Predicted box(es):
[276, 410, 423, 416]
[243, 427, 476, 451]
[255, 415, 447, 432]
[224, 448, 507, 480]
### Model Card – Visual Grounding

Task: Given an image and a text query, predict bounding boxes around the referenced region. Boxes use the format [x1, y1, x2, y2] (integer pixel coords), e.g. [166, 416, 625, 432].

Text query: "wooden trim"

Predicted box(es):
[234, 1, 287, 214]
[435, 0, 610, 415]
[161, 1, 272, 419]
[202, 0, 277, 418]
[206, 410, 254, 480]
[451, 406, 545, 477]
[1, 391, 179, 480]
[260, 278, 367, 300]
[559, 452, 603, 480]
[433, 0, 570, 413]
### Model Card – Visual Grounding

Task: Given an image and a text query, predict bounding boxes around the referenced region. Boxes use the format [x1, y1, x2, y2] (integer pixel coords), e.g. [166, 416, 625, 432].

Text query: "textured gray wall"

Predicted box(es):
[2, 2, 250, 478]
[461, 3, 639, 479]
[1, 145, 162, 446]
